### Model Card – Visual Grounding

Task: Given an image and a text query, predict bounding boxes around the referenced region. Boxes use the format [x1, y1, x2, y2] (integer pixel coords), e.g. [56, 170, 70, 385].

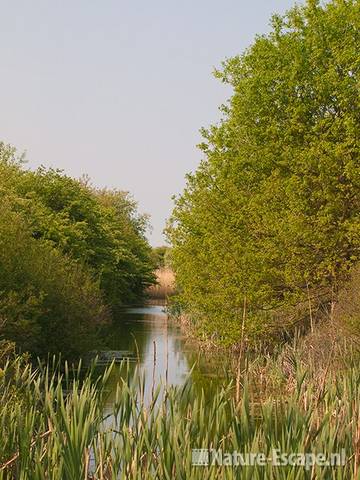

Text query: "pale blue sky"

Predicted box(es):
[1, 0, 302, 245]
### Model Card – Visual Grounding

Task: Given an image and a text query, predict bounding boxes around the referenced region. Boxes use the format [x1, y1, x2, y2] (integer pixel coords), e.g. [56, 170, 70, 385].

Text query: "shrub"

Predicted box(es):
[0, 204, 108, 357]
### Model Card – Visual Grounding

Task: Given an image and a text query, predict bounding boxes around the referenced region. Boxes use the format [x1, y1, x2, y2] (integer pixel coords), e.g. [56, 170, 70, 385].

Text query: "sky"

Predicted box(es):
[1, 0, 302, 245]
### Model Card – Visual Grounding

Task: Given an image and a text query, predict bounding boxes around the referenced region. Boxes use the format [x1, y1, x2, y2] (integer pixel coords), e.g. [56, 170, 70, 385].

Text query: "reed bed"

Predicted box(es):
[147, 268, 175, 300]
[0, 354, 359, 479]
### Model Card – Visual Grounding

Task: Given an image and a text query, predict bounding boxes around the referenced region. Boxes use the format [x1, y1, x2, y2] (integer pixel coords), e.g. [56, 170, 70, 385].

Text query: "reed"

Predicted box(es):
[0, 353, 359, 479]
[147, 267, 175, 300]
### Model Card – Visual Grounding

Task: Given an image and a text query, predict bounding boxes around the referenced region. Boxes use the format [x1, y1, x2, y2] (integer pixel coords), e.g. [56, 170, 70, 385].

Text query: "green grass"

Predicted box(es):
[0, 352, 359, 479]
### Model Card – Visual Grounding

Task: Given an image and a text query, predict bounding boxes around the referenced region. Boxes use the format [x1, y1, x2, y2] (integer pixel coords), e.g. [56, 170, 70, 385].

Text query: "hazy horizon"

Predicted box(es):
[1, 0, 302, 245]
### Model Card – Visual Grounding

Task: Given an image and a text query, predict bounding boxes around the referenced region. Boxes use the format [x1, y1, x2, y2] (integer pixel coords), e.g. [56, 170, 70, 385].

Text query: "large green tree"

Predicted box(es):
[0, 143, 155, 310]
[0, 143, 155, 355]
[168, 0, 360, 345]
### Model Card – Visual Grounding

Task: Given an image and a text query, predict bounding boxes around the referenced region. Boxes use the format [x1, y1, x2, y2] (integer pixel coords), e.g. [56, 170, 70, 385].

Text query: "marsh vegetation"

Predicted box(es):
[0, 0, 359, 478]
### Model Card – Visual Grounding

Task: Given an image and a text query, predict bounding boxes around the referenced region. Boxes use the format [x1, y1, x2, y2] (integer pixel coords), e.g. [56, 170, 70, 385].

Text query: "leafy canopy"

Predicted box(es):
[0, 143, 156, 356]
[168, 0, 360, 344]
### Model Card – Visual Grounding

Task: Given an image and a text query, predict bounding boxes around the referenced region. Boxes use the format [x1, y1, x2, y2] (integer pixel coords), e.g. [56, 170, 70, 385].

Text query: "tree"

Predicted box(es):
[151, 246, 171, 269]
[0, 143, 156, 310]
[0, 142, 156, 356]
[0, 202, 108, 357]
[95, 188, 156, 307]
[167, 0, 360, 345]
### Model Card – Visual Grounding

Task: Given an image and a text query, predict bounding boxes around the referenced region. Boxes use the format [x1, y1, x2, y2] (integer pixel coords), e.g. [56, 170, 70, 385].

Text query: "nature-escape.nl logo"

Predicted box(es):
[191, 448, 347, 470]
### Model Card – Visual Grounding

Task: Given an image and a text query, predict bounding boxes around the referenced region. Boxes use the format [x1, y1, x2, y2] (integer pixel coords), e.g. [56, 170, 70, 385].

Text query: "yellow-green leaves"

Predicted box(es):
[168, 0, 360, 345]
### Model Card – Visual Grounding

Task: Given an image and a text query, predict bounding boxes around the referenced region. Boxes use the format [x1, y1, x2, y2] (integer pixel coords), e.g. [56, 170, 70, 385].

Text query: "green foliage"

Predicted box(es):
[151, 245, 171, 268]
[167, 0, 360, 344]
[334, 264, 360, 334]
[0, 202, 108, 357]
[0, 142, 155, 355]
[0, 355, 359, 478]
[95, 188, 155, 308]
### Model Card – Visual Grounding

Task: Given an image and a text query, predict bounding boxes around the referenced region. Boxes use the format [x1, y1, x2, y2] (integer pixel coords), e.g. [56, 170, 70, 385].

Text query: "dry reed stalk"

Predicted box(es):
[84, 448, 90, 480]
[0, 429, 52, 471]
[236, 296, 247, 404]
[152, 340, 157, 401]
[165, 321, 169, 385]
[147, 268, 175, 300]
[306, 282, 314, 333]
[354, 410, 360, 478]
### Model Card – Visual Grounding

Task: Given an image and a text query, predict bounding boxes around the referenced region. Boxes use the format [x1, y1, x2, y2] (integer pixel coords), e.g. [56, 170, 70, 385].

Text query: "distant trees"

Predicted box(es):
[94, 188, 155, 307]
[168, 0, 360, 345]
[151, 246, 172, 269]
[0, 143, 155, 356]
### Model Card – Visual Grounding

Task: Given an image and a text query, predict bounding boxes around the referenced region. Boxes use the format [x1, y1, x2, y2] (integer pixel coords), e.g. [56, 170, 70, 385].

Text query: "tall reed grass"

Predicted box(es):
[147, 268, 175, 300]
[0, 353, 359, 479]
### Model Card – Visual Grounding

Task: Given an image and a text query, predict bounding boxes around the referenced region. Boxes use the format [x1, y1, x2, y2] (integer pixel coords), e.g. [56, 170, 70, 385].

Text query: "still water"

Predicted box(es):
[95, 303, 229, 406]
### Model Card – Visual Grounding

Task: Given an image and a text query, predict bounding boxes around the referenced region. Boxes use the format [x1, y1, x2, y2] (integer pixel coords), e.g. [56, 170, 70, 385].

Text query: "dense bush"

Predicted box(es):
[95, 188, 155, 307]
[0, 142, 155, 356]
[168, 0, 360, 345]
[0, 203, 108, 357]
[0, 145, 155, 307]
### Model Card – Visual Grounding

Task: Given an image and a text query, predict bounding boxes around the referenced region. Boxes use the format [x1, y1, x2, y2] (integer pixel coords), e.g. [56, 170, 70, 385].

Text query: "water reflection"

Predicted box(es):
[95, 304, 231, 408]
